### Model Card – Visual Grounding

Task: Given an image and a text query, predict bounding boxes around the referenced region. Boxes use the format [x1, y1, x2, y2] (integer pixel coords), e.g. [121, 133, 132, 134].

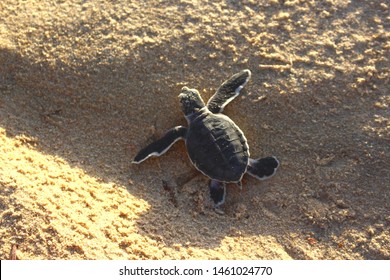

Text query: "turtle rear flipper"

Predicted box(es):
[207, 69, 251, 114]
[209, 180, 226, 207]
[132, 126, 187, 164]
[247, 156, 279, 180]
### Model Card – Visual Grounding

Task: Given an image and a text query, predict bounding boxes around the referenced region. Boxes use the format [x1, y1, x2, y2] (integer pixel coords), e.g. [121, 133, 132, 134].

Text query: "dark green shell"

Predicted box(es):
[185, 110, 249, 182]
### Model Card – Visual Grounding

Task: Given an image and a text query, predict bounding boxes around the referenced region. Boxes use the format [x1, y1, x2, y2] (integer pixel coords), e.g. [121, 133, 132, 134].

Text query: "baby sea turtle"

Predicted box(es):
[133, 69, 279, 207]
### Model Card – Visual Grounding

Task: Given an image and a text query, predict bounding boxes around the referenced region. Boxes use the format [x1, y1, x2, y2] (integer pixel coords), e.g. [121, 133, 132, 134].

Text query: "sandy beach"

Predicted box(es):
[0, 0, 389, 259]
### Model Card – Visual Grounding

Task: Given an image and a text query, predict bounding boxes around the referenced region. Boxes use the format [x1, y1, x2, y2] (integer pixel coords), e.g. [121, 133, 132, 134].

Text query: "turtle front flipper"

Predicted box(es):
[247, 156, 279, 180]
[209, 180, 226, 207]
[207, 69, 251, 114]
[132, 126, 187, 164]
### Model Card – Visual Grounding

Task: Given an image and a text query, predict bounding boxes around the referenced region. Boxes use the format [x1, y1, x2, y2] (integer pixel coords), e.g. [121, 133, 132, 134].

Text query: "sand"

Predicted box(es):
[0, 0, 389, 260]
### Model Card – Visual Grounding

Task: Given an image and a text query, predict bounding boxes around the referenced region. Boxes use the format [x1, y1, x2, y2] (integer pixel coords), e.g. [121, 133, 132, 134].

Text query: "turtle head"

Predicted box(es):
[178, 86, 206, 116]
